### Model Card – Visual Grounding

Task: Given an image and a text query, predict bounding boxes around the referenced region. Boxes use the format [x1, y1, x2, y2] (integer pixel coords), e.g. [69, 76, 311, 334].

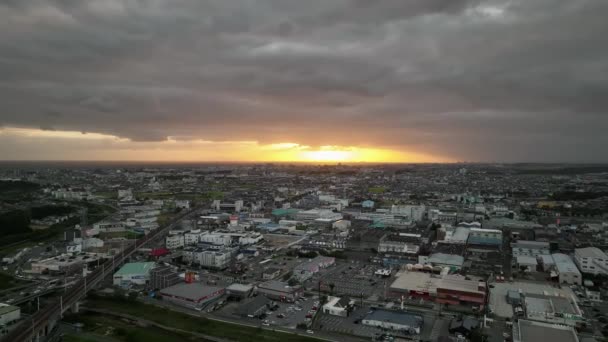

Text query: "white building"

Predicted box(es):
[184, 230, 203, 246]
[200, 233, 232, 246]
[552, 253, 582, 285]
[175, 200, 191, 209]
[322, 296, 354, 317]
[113, 262, 155, 287]
[378, 233, 421, 254]
[574, 247, 608, 275]
[166, 234, 185, 249]
[390, 205, 426, 221]
[296, 209, 342, 222]
[93, 221, 126, 233]
[0, 303, 20, 326]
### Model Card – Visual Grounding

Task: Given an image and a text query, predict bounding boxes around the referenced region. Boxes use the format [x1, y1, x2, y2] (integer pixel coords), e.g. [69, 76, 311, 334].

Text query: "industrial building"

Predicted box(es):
[552, 253, 582, 285]
[512, 319, 579, 342]
[522, 293, 583, 327]
[225, 283, 253, 299]
[149, 266, 181, 290]
[113, 262, 156, 287]
[574, 247, 608, 275]
[256, 280, 303, 302]
[159, 282, 225, 310]
[388, 270, 487, 309]
[30, 253, 103, 275]
[238, 296, 271, 318]
[362, 309, 424, 335]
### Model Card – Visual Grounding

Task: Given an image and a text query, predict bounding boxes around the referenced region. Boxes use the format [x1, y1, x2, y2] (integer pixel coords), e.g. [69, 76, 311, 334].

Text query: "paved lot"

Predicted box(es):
[307, 261, 392, 299]
[217, 295, 318, 329]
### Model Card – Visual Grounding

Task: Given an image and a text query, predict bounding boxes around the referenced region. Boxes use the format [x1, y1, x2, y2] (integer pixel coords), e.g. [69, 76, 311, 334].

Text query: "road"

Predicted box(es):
[1, 207, 201, 342]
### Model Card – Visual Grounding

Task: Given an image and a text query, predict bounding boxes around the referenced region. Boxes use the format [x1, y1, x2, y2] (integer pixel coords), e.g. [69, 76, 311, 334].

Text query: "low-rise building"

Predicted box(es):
[159, 282, 225, 310]
[467, 228, 502, 246]
[0, 303, 20, 326]
[378, 233, 421, 254]
[166, 234, 185, 250]
[322, 296, 354, 317]
[512, 319, 579, 342]
[150, 266, 181, 290]
[574, 247, 608, 275]
[512, 241, 550, 257]
[226, 283, 253, 299]
[523, 293, 583, 327]
[552, 253, 582, 285]
[113, 262, 156, 287]
[256, 280, 303, 302]
[362, 309, 424, 335]
[292, 256, 335, 281]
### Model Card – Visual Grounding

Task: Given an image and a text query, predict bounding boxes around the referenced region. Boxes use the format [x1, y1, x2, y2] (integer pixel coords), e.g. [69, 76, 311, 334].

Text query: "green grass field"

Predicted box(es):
[85, 297, 319, 342]
[64, 313, 198, 342]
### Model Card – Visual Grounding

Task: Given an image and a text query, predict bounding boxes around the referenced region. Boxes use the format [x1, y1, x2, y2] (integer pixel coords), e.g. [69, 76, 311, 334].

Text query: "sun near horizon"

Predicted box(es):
[0, 127, 450, 163]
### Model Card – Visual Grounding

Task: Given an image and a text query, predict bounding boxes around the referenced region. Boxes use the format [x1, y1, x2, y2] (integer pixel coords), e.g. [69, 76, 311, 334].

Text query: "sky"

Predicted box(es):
[1, 0, 607, 163]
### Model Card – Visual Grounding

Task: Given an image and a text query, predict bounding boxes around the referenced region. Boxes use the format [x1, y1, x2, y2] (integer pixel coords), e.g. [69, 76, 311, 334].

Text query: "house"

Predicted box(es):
[322, 296, 354, 317]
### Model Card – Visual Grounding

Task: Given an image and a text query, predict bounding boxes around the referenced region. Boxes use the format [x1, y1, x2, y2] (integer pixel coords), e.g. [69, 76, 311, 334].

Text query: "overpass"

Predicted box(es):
[2, 207, 200, 342]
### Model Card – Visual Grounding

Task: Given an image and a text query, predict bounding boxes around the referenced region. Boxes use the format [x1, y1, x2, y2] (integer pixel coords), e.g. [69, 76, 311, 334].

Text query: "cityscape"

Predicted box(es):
[1, 0, 608, 342]
[0, 163, 608, 342]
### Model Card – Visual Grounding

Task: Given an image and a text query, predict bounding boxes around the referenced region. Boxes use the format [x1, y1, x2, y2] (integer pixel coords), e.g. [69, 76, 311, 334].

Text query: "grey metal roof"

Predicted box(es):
[363, 309, 423, 328]
[160, 282, 224, 300]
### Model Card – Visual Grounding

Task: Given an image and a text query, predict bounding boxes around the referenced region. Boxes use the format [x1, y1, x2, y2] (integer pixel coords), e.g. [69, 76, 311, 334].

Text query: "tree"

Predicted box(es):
[288, 278, 299, 287]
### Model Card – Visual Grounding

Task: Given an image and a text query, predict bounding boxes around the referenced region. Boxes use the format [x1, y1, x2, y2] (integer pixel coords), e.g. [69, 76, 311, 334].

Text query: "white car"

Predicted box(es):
[306, 330, 314, 334]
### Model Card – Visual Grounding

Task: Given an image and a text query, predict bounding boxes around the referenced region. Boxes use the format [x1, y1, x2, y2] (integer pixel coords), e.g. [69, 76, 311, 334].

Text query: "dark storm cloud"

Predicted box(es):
[1, 0, 607, 161]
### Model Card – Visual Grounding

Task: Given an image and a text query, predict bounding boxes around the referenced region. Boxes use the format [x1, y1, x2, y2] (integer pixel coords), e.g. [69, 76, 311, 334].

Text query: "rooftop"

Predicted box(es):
[363, 309, 423, 328]
[160, 282, 224, 300]
[0, 303, 19, 315]
[576, 247, 608, 259]
[514, 319, 579, 342]
[114, 262, 156, 276]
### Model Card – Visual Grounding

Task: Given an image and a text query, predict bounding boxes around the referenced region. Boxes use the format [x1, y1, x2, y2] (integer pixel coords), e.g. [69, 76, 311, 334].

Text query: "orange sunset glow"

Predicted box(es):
[0, 127, 450, 163]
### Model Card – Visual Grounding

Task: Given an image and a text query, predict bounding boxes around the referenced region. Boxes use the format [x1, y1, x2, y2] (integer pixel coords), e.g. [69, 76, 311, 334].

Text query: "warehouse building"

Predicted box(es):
[159, 282, 225, 310]
[0, 303, 20, 326]
[238, 296, 271, 318]
[362, 309, 424, 335]
[523, 293, 583, 327]
[149, 266, 181, 290]
[226, 283, 253, 299]
[512, 319, 579, 342]
[388, 270, 487, 309]
[113, 262, 156, 288]
[552, 253, 582, 285]
[256, 280, 303, 302]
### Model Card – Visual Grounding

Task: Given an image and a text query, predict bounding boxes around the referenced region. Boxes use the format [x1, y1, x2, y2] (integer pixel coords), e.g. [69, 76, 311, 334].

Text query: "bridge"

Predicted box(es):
[2, 207, 200, 342]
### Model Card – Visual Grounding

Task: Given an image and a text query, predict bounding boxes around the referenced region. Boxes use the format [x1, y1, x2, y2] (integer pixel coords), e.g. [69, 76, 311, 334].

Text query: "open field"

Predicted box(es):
[84, 296, 321, 342]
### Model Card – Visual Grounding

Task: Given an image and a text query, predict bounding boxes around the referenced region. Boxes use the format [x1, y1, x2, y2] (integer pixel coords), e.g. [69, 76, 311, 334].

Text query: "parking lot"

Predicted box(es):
[217, 295, 320, 329]
[306, 261, 394, 300]
[314, 306, 441, 340]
